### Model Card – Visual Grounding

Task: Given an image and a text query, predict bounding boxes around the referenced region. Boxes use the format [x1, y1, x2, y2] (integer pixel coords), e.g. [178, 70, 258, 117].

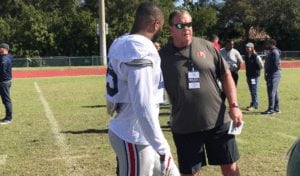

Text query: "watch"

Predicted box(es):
[229, 102, 239, 108]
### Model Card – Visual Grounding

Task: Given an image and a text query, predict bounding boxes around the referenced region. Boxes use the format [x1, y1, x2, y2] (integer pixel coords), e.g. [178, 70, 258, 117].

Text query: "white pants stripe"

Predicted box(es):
[109, 130, 161, 176]
[125, 142, 139, 176]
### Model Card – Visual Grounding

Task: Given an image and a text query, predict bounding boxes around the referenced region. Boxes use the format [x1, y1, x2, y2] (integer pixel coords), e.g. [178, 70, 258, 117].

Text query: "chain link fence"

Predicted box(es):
[252, 51, 300, 60]
[281, 51, 300, 60]
[13, 56, 103, 67]
[12, 52, 300, 68]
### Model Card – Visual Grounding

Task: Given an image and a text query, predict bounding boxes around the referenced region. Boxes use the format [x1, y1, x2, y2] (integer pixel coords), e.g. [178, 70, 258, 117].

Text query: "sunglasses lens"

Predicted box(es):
[175, 23, 183, 29]
[175, 22, 192, 29]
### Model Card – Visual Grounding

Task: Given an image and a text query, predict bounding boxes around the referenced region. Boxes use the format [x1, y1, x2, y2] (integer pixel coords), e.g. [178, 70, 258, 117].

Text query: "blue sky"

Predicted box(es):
[175, 0, 223, 6]
[175, 0, 197, 6]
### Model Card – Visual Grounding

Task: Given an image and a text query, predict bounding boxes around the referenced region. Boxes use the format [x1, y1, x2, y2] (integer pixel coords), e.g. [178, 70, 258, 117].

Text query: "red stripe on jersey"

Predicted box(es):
[127, 143, 136, 176]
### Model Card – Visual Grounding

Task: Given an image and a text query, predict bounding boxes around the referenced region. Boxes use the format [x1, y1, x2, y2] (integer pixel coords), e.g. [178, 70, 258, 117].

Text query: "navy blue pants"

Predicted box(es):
[247, 76, 260, 108]
[0, 81, 12, 120]
[265, 71, 281, 111]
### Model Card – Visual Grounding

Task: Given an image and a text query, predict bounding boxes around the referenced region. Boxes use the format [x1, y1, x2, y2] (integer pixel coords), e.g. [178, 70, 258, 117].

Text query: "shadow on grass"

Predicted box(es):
[160, 105, 171, 109]
[81, 104, 106, 108]
[61, 128, 108, 134]
[242, 111, 263, 115]
[160, 112, 171, 116]
[161, 125, 171, 132]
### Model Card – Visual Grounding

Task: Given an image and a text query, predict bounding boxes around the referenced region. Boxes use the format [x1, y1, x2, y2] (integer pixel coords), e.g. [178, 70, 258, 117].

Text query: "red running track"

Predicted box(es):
[13, 67, 107, 78]
[12, 61, 300, 79]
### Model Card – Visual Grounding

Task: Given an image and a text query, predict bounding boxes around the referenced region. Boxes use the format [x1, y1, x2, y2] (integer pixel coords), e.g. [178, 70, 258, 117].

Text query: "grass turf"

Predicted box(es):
[0, 68, 299, 175]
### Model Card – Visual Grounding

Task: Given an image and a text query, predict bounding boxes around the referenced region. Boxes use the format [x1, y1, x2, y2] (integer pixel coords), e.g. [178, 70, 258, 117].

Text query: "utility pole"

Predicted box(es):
[99, 0, 107, 65]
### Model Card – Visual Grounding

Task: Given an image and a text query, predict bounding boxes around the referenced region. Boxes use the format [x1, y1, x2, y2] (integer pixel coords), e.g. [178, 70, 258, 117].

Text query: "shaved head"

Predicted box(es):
[130, 2, 164, 34]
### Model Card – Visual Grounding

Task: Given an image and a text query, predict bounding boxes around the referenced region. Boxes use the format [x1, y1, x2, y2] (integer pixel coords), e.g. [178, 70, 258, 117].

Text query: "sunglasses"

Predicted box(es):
[174, 22, 192, 29]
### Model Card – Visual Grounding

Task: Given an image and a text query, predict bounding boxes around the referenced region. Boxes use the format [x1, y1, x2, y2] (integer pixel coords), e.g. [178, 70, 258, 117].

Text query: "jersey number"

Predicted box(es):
[106, 66, 118, 96]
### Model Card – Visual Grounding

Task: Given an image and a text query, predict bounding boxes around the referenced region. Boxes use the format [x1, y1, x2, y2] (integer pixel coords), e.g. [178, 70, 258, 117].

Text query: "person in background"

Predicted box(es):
[105, 2, 179, 175]
[244, 42, 264, 111]
[210, 34, 221, 51]
[160, 9, 243, 176]
[0, 43, 13, 125]
[220, 39, 243, 86]
[261, 39, 281, 115]
[154, 42, 161, 50]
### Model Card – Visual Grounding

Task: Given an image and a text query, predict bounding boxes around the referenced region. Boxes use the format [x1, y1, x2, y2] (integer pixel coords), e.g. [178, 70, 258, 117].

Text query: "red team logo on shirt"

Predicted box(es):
[196, 51, 206, 58]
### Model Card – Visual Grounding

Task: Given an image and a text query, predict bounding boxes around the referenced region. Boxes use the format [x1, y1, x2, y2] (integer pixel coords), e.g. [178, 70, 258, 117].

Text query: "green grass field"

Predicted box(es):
[0, 69, 299, 176]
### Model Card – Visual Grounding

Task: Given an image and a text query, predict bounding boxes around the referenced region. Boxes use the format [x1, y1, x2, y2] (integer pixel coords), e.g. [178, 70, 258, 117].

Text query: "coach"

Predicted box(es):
[160, 10, 243, 176]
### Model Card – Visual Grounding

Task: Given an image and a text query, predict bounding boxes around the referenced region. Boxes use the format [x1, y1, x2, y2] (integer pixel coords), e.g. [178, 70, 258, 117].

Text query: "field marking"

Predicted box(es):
[0, 155, 7, 165]
[34, 82, 82, 176]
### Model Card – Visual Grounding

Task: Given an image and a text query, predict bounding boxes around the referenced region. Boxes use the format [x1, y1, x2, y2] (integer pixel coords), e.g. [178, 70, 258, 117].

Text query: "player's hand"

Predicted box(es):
[160, 153, 180, 176]
[229, 107, 243, 127]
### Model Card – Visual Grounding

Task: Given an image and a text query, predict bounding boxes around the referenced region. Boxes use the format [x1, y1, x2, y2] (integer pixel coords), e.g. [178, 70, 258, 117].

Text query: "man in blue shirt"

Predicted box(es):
[0, 43, 13, 125]
[261, 39, 281, 115]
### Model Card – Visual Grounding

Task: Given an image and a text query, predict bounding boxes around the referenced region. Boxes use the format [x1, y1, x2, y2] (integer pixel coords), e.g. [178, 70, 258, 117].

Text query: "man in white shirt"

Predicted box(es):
[105, 2, 179, 176]
[220, 40, 243, 86]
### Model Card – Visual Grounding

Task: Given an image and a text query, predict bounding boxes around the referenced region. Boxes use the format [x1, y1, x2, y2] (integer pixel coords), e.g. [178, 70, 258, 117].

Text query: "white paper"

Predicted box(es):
[188, 82, 200, 89]
[188, 71, 200, 78]
[228, 120, 244, 135]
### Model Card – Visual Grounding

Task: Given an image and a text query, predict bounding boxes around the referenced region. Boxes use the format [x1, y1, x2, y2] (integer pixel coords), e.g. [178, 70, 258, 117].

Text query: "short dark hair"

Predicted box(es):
[209, 34, 219, 41]
[224, 39, 234, 44]
[131, 2, 163, 33]
[168, 9, 191, 26]
[266, 39, 277, 46]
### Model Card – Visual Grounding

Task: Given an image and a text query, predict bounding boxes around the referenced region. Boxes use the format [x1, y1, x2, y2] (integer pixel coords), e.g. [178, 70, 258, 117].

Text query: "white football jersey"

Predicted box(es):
[105, 34, 169, 155]
[106, 34, 164, 104]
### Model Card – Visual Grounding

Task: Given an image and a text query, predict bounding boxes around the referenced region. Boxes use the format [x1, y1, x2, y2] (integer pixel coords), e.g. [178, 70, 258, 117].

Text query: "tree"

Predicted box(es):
[215, 0, 300, 50]
[105, 0, 175, 46]
[259, 0, 300, 49]
[178, 0, 218, 38]
[217, 0, 261, 40]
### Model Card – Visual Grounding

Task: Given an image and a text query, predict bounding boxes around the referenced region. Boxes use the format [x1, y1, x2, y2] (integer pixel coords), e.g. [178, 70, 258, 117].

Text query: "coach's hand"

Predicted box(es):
[229, 107, 243, 127]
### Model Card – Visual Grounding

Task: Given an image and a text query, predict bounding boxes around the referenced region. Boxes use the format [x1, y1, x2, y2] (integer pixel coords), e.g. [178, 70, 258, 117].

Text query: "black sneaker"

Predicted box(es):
[261, 110, 274, 115]
[274, 110, 281, 114]
[0, 119, 12, 125]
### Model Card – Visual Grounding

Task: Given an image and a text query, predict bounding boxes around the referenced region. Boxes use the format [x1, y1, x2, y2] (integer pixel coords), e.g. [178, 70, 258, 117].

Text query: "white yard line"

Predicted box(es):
[0, 155, 7, 165]
[34, 82, 81, 176]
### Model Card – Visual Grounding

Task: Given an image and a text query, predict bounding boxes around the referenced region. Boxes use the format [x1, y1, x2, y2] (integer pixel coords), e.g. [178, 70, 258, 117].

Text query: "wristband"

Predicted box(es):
[229, 102, 239, 108]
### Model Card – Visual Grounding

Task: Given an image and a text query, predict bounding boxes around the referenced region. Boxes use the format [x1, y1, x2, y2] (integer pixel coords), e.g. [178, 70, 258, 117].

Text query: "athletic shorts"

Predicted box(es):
[172, 122, 240, 174]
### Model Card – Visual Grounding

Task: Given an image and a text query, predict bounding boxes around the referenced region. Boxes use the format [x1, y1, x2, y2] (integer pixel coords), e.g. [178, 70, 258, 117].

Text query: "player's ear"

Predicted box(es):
[153, 20, 161, 31]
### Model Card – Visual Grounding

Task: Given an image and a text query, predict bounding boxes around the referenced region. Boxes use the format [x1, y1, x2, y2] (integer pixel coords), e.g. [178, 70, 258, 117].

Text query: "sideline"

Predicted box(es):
[34, 82, 81, 176]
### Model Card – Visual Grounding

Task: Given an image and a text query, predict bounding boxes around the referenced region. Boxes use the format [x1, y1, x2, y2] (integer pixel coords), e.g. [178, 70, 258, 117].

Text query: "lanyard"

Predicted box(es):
[188, 44, 196, 71]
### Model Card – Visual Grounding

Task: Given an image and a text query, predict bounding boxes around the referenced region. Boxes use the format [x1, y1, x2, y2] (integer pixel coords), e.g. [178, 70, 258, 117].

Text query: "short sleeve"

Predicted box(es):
[214, 48, 229, 79]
